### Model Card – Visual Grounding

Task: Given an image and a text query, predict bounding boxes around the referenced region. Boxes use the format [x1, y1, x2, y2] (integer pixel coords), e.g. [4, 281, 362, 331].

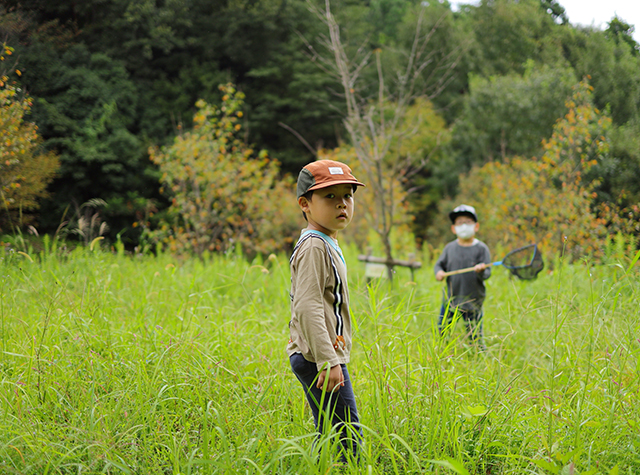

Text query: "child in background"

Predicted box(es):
[434, 204, 491, 350]
[287, 159, 365, 461]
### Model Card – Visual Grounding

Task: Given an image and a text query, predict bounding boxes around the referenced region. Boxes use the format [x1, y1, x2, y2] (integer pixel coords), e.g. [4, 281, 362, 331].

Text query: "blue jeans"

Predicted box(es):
[289, 353, 362, 459]
[438, 304, 486, 349]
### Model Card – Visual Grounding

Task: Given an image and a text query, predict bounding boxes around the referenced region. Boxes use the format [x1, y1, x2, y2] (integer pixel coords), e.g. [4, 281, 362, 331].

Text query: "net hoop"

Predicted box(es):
[502, 243, 544, 280]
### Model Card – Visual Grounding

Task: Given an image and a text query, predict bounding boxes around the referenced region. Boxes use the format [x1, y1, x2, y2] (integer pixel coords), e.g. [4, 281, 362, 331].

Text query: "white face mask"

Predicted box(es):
[455, 223, 476, 239]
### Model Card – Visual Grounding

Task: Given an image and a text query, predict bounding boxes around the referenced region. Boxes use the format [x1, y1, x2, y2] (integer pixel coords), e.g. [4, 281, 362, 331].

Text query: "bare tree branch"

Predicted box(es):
[278, 122, 318, 157]
[304, 0, 462, 279]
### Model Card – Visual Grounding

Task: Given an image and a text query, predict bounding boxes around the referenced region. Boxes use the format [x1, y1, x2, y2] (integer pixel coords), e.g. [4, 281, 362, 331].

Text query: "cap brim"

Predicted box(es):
[450, 211, 477, 223]
[308, 180, 365, 191]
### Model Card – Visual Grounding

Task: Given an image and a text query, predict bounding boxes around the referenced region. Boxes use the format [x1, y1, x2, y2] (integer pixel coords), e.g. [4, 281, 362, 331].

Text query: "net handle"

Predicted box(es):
[441, 261, 500, 277]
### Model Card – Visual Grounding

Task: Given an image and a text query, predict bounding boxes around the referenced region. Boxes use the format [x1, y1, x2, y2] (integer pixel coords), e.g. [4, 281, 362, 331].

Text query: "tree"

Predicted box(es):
[148, 84, 299, 257]
[540, 0, 568, 25]
[452, 63, 576, 168]
[468, 0, 565, 77]
[605, 17, 639, 57]
[594, 122, 640, 239]
[560, 25, 640, 126]
[437, 80, 610, 261]
[2, 0, 348, 245]
[6, 0, 640, 253]
[1, 5, 154, 243]
[0, 43, 59, 231]
[308, 0, 458, 278]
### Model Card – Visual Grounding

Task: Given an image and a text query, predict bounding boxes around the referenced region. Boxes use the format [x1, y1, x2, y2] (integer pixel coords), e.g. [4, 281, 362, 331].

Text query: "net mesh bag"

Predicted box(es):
[501, 244, 544, 280]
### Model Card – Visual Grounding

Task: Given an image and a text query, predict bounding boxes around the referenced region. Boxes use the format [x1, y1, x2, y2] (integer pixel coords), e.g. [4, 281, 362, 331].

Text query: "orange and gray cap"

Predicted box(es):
[296, 159, 365, 198]
[449, 204, 478, 223]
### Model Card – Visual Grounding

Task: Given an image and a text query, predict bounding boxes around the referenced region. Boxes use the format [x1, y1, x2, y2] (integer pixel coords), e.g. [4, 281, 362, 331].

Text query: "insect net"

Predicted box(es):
[501, 244, 544, 280]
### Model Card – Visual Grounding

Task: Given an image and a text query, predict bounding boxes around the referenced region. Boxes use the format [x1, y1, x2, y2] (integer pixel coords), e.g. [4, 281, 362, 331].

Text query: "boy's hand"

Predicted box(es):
[316, 364, 345, 392]
[436, 270, 446, 281]
[474, 263, 488, 273]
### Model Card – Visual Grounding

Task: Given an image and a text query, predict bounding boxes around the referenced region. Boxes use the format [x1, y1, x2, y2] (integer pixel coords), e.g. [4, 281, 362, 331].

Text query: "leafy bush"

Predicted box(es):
[0, 48, 59, 232]
[147, 84, 299, 258]
[436, 80, 611, 261]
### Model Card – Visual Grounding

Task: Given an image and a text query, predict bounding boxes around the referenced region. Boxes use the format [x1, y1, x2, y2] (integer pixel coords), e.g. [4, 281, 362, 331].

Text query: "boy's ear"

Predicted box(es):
[451, 224, 457, 235]
[298, 196, 310, 212]
[474, 222, 480, 232]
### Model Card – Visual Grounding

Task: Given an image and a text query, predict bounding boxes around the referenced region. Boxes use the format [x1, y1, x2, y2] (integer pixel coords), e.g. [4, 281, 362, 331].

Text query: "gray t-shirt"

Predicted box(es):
[434, 239, 491, 312]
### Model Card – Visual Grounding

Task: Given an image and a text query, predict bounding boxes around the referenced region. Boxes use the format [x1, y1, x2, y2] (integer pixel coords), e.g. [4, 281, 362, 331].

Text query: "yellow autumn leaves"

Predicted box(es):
[147, 84, 299, 257]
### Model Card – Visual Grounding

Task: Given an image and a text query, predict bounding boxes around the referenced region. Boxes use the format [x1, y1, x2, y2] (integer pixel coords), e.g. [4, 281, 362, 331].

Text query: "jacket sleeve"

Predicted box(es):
[292, 245, 340, 370]
[434, 246, 448, 275]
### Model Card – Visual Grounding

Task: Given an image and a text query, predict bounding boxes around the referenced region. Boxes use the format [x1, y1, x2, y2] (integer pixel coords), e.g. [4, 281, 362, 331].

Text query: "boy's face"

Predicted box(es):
[298, 184, 355, 238]
[451, 215, 479, 241]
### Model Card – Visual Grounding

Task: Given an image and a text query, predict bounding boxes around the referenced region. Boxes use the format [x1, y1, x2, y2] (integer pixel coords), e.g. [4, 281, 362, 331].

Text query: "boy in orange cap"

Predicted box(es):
[287, 159, 365, 461]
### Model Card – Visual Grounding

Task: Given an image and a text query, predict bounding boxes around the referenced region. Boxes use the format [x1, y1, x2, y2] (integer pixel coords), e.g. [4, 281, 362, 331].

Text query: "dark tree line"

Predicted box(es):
[1, 0, 639, 246]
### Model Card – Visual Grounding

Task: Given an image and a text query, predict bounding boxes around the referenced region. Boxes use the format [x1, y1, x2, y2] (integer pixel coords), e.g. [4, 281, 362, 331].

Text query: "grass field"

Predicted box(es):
[1, 240, 639, 474]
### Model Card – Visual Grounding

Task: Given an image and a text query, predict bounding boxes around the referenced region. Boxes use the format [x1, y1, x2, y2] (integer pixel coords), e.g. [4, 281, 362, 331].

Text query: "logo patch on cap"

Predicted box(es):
[328, 167, 344, 175]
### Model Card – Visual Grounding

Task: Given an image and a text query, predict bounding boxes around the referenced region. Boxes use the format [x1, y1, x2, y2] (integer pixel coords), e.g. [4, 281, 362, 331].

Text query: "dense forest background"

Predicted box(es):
[0, 0, 639, 257]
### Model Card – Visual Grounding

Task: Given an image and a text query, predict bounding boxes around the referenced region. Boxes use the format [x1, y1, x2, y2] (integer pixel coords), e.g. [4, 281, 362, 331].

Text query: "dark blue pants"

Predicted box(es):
[289, 353, 362, 459]
[438, 304, 486, 349]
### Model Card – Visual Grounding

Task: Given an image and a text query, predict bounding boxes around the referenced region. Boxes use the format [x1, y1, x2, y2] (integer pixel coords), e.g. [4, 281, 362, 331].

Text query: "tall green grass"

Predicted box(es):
[0, 242, 638, 474]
